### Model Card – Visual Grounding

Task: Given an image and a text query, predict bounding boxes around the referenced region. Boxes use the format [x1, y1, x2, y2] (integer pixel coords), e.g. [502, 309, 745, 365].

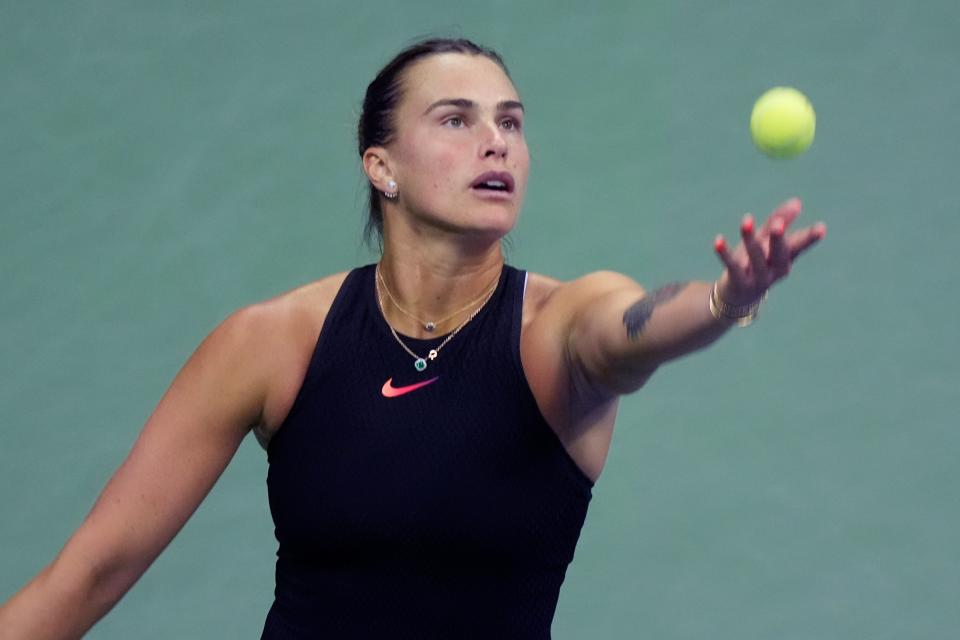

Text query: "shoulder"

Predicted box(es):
[223, 270, 352, 441]
[522, 270, 645, 328]
[246, 270, 352, 326]
[518, 270, 643, 481]
[519, 269, 645, 410]
[221, 271, 351, 351]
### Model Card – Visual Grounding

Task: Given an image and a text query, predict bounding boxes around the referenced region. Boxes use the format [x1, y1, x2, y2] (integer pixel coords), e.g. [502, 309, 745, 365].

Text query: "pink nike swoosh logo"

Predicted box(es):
[381, 376, 440, 398]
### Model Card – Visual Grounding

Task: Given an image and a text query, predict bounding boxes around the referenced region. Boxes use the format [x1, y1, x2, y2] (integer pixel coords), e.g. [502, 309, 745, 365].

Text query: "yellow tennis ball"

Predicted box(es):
[750, 87, 816, 159]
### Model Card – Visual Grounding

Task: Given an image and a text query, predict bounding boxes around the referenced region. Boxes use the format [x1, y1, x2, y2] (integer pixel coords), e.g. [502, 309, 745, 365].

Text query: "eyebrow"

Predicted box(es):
[422, 98, 525, 115]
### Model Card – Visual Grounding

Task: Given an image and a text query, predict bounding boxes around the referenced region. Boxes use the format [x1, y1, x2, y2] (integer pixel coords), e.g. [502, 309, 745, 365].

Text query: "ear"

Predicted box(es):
[362, 147, 395, 193]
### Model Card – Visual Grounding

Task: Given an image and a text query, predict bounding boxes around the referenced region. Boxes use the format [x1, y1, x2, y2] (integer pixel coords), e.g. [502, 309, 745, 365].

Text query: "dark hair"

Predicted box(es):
[357, 38, 511, 250]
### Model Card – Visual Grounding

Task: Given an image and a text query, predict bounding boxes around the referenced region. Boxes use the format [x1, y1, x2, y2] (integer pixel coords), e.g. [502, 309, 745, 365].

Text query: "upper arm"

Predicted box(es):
[52, 304, 276, 602]
[531, 271, 649, 402]
[561, 271, 660, 396]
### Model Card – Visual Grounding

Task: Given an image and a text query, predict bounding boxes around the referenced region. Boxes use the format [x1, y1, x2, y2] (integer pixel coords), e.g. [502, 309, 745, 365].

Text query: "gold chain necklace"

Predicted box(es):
[375, 264, 500, 371]
[376, 264, 500, 333]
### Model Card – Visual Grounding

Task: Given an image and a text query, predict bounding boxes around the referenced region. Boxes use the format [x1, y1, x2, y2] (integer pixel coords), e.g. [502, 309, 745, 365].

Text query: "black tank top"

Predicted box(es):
[260, 264, 594, 639]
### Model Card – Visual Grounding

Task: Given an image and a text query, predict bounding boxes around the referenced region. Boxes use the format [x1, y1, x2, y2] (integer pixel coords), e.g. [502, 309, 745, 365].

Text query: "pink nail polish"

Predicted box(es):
[714, 236, 726, 253]
[741, 216, 754, 235]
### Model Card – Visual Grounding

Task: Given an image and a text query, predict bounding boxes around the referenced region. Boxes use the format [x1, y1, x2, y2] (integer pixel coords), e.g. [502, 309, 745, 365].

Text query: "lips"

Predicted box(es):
[470, 171, 515, 193]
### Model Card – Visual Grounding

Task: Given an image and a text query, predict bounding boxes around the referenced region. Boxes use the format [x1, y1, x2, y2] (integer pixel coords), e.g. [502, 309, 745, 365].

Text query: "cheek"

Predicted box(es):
[395, 134, 456, 184]
[423, 149, 460, 193]
[511, 138, 529, 165]
[432, 149, 459, 175]
[511, 145, 531, 185]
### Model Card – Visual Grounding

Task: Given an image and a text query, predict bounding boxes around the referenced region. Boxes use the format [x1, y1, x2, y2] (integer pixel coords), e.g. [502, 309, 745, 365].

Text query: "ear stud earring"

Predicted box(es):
[384, 180, 399, 199]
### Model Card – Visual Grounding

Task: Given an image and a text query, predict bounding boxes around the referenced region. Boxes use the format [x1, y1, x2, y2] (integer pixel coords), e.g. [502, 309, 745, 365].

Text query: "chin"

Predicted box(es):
[465, 211, 518, 239]
[416, 199, 520, 240]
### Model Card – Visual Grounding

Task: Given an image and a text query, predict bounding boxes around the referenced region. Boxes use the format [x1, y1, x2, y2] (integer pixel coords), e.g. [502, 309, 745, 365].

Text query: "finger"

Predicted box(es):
[741, 214, 770, 285]
[713, 234, 747, 282]
[768, 217, 790, 278]
[760, 197, 803, 236]
[787, 222, 827, 261]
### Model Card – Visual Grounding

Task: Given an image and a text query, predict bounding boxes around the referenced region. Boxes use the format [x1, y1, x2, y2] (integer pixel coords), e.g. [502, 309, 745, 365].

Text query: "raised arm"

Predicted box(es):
[0, 304, 277, 639]
[568, 198, 826, 396]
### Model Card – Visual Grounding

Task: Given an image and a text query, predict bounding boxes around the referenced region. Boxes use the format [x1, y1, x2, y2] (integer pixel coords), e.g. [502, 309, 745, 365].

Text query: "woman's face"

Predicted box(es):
[384, 53, 529, 241]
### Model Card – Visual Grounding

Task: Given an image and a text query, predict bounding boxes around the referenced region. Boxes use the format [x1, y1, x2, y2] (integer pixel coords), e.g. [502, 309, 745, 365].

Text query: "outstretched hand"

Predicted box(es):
[713, 197, 826, 305]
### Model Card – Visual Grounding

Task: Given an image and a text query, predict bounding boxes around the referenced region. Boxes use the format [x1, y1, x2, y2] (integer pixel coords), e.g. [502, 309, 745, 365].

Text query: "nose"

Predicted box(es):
[480, 121, 508, 159]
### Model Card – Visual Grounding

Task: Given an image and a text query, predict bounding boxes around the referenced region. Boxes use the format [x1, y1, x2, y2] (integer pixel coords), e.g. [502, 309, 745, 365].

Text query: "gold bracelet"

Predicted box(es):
[709, 281, 766, 327]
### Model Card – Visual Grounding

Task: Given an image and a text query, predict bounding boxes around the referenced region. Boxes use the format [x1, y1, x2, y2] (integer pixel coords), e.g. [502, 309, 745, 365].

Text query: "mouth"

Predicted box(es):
[470, 171, 515, 194]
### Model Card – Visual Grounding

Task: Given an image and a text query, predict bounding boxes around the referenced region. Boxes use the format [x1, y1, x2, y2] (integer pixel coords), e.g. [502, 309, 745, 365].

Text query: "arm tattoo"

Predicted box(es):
[622, 282, 689, 342]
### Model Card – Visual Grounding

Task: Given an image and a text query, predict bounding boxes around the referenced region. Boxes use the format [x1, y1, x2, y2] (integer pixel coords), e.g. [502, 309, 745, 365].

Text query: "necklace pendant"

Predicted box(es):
[414, 358, 427, 372]
[428, 349, 438, 361]
[424, 322, 436, 332]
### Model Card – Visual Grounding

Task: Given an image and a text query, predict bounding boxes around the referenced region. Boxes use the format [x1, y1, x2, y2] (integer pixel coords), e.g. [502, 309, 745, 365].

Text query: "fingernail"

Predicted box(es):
[741, 215, 754, 235]
[772, 219, 784, 236]
[714, 235, 726, 252]
[814, 222, 827, 238]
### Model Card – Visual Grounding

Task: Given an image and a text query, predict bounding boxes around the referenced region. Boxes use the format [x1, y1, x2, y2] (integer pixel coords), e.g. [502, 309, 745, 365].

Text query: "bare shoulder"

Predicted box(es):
[243, 271, 351, 447]
[522, 270, 644, 327]
[252, 270, 351, 321]
[519, 270, 645, 484]
[521, 270, 644, 381]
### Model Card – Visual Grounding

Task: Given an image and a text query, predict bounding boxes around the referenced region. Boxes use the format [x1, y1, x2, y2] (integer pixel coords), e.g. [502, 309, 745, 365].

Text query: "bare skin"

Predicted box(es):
[0, 52, 825, 639]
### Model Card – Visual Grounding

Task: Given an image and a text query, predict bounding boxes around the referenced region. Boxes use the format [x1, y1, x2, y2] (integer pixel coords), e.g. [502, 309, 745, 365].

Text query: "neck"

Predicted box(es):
[377, 225, 505, 339]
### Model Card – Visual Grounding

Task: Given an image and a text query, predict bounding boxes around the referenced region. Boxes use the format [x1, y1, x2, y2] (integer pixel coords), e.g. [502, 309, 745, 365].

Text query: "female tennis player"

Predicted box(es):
[0, 38, 825, 638]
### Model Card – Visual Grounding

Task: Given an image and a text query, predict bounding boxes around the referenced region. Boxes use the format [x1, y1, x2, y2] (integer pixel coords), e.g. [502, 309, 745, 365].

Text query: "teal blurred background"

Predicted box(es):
[2, 1, 958, 637]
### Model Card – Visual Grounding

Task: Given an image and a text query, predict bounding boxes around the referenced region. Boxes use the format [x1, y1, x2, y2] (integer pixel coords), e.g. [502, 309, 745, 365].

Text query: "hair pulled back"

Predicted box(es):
[357, 38, 510, 249]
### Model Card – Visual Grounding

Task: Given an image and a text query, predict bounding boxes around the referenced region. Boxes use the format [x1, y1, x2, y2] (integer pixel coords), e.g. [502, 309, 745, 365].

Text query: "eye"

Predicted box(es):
[443, 116, 465, 128]
[500, 117, 522, 131]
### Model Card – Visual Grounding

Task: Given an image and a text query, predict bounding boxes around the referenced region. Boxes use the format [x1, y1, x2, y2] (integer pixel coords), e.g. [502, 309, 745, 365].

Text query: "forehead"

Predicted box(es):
[398, 53, 519, 112]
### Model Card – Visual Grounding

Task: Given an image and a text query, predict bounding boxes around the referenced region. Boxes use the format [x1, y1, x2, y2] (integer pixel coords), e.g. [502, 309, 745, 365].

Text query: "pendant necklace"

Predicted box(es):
[375, 263, 500, 371]
[376, 264, 499, 333]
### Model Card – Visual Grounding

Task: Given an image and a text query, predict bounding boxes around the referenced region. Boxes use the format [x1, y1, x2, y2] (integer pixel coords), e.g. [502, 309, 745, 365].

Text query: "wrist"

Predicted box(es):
[709, 281, 766, 327]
